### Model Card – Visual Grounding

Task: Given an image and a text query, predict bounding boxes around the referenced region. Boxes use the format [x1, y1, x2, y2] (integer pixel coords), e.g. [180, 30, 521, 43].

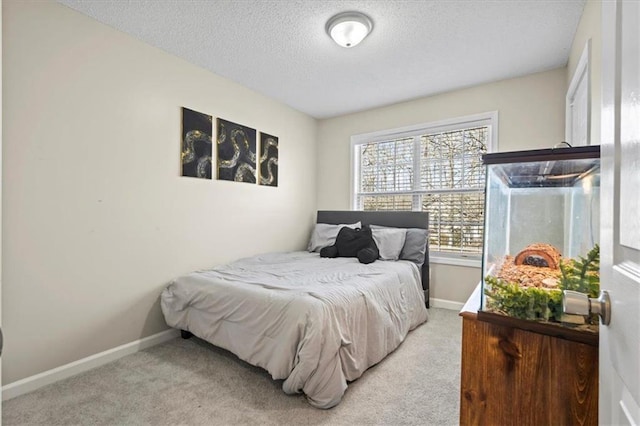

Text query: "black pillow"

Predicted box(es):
[320, 226, 379, 264]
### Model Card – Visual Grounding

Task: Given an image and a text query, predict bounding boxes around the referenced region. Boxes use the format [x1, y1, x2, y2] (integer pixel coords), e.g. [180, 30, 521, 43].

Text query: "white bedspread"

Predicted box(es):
[160, 251, 428, 408]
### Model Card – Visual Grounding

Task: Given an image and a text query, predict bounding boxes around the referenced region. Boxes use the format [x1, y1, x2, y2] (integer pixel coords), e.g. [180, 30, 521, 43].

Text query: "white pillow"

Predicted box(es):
[371, 227, 407, 261]
[307, 222, 361, 252]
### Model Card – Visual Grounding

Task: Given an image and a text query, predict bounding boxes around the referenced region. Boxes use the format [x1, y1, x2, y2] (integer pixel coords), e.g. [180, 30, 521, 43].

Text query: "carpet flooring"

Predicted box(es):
[3, 308, 462, 425]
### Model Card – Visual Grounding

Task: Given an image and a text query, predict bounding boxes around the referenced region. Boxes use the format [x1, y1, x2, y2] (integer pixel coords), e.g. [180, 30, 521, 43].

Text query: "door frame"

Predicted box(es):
[1, 0, 5, 417]
[565, 39, 591, 146]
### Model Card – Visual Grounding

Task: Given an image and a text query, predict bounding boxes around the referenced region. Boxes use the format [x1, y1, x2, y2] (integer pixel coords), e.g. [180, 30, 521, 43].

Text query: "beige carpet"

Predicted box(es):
[3, 308, 462, 425]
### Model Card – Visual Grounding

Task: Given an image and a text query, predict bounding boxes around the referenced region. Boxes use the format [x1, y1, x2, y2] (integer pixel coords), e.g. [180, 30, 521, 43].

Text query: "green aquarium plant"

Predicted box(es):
[484, 244, 600, 324]
[559, 244, 600, 298]
[484, 277, 563, 321]
[559, 244, 600, 325]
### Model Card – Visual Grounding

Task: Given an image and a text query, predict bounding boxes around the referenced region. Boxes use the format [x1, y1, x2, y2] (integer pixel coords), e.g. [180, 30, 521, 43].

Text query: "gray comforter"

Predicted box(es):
[160, 251, 428, 408]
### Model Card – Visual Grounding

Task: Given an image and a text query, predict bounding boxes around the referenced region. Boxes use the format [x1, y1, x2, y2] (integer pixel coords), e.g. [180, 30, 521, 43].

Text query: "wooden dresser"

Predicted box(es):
[459, 285, 599, 426]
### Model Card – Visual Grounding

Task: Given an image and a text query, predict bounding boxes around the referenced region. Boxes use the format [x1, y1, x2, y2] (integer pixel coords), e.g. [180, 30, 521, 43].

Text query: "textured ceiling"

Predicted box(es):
[57, 0, 586, 119]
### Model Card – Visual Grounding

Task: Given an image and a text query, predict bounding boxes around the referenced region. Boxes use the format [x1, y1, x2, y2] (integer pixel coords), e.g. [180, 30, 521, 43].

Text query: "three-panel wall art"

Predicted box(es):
[180, 107, 279, 187]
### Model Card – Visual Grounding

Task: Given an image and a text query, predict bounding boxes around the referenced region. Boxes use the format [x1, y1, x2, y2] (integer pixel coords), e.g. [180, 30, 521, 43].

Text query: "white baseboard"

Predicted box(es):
[429, 298, 464, 311]
[2, 328, 180, 401]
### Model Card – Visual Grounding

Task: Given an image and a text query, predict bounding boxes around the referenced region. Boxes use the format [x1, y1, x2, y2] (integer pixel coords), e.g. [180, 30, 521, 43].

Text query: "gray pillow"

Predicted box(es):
[371, 227, 407, 261]
[307, 222, 361, 252]
[400, 228, 428, 266]
[371, 225, 428, 266]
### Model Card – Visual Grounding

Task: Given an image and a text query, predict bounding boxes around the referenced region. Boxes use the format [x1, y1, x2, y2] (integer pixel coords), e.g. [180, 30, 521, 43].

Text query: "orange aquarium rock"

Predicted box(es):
[514, 243, 562, 270]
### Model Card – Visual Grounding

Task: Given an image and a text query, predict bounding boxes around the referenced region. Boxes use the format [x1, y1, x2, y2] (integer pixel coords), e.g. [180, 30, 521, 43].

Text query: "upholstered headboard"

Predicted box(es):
[316, 210, 430, 308]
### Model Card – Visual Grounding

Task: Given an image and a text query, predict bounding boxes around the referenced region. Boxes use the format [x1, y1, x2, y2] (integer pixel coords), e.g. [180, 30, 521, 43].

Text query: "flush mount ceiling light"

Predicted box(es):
[326, 11, 373, 48]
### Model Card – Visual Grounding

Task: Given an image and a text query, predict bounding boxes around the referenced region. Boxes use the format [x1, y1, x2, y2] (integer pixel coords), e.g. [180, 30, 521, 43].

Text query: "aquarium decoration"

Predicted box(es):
[484, 244, 600, 332]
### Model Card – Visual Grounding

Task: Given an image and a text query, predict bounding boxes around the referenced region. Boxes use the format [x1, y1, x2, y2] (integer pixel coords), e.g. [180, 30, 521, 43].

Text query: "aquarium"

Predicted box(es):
[480, 145, 600, 334]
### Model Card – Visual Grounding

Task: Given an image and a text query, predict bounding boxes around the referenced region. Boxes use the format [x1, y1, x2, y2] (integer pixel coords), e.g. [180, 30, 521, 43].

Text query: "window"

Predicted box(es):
[352, 112, 497, 264]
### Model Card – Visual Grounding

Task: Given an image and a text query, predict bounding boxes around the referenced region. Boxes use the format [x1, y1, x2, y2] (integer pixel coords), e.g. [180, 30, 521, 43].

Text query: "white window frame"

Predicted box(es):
[350, 111, 498, 267]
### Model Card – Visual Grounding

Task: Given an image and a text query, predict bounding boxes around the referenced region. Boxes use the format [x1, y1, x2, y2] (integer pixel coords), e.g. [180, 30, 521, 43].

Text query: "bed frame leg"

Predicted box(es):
[180, 330, 193, 339]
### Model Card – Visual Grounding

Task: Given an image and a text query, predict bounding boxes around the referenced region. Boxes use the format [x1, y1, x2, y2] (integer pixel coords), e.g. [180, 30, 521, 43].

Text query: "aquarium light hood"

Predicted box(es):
[483, 145, 601, 188]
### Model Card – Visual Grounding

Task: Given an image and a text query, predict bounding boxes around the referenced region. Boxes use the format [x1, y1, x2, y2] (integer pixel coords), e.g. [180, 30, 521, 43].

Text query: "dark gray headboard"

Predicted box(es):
[316, 210, 430, 308]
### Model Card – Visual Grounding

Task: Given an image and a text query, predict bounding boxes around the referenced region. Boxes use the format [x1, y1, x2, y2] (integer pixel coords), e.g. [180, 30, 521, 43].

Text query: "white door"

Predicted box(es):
[600, 1, 640, 424]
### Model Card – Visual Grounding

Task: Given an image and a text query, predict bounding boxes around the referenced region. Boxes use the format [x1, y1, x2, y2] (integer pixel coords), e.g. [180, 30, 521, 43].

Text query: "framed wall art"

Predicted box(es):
[217, 118, 257, 183]
[259, 132, 279, 187]
[181, 107, 212, 179]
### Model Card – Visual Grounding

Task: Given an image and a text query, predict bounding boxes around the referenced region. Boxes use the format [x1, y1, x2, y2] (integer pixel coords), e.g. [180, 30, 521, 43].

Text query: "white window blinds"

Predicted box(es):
[353, 115, 495, 258]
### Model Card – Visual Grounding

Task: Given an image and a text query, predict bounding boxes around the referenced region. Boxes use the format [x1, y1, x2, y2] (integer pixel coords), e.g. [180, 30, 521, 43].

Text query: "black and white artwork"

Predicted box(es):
[217, 118, 257, 183]
[259, 132, 279, 187]
[181, 107, 212, 179]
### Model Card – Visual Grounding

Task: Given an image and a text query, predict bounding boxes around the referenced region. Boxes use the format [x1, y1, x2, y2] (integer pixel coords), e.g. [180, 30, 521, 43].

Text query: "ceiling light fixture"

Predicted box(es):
[326, 11, 373, 48]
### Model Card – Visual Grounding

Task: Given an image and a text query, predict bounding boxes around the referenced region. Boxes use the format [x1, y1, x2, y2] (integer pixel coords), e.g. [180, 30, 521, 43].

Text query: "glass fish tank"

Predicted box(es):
[480, 145, 600, 335]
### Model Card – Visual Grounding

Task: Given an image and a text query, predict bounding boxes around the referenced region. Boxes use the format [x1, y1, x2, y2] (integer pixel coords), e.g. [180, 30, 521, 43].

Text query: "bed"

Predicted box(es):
[160, 210, 430, 408]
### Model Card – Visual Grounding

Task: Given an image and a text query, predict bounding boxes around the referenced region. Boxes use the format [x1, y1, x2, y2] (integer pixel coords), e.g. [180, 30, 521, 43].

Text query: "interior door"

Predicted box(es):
[600, 1, 640, 424]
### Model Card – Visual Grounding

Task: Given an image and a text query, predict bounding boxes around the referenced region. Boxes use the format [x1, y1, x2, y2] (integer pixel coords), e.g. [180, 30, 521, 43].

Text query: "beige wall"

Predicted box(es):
[317, 68, 567, 305]
[2, 0, 317, 384]
[567, 0, 601, 146]
[0, 0, 3, 402]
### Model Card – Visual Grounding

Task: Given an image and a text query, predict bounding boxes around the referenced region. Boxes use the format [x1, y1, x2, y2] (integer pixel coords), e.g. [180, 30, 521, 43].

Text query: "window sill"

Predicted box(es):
[429, 255, 481, 268]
